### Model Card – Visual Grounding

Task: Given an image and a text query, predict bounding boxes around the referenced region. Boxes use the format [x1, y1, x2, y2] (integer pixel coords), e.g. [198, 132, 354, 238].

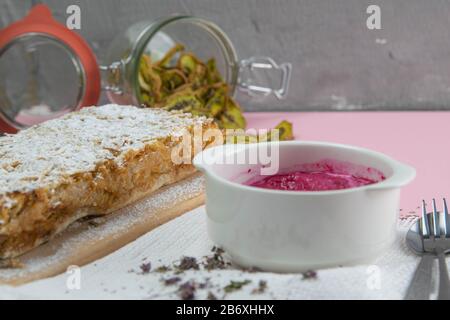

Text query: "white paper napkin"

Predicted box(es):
[0, 207, 431, 299]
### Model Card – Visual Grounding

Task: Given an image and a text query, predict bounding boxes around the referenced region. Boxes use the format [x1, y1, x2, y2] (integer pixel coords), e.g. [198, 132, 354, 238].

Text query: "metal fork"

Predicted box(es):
[421, 198, 450, 300]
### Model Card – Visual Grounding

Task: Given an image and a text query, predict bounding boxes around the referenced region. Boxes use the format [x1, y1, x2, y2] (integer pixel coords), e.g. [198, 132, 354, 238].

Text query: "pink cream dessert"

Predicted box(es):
[243, 160, 385, 192]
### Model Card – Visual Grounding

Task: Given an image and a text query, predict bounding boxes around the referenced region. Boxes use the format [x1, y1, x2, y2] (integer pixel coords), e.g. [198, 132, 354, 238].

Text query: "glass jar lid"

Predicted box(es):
[0, 4, 100, 133]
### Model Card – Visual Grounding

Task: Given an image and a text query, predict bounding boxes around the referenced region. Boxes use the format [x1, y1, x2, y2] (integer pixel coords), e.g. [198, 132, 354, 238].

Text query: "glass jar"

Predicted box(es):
[103, 15, 291, 106]
[0, 4, 291, 133]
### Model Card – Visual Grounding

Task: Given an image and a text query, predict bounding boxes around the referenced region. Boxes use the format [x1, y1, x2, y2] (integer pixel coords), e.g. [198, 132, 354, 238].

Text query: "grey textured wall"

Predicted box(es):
[2, 0, 450, 111]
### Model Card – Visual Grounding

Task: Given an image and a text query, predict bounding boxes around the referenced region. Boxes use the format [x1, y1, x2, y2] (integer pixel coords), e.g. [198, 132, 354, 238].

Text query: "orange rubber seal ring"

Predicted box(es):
[0, 4, 100, 133]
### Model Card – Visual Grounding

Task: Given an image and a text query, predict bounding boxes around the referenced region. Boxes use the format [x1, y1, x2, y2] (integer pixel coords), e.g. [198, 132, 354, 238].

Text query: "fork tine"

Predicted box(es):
[432, 198, 440, 237]
[422, 200, 430, 238]
[443, 198, 449, 238]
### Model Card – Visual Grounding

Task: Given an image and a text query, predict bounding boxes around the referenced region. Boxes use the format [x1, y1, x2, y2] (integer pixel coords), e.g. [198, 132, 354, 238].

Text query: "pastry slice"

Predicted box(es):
[0, 104, 218, 258]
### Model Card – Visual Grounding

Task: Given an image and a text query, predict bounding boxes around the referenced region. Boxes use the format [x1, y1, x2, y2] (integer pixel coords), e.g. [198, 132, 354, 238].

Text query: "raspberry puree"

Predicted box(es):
[244, 160, 385, 191]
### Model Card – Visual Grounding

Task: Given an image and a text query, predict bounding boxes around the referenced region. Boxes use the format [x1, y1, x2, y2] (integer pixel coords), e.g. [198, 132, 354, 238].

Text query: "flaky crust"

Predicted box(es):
[0, 105, 218, 258]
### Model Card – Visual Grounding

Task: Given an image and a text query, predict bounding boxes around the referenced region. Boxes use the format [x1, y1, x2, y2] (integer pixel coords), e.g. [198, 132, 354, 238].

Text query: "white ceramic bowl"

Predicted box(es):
[194, 141, 416, 272]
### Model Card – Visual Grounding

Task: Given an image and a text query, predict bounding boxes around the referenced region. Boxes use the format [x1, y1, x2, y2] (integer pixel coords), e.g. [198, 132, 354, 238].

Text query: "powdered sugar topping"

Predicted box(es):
[0, 104, 209, 196]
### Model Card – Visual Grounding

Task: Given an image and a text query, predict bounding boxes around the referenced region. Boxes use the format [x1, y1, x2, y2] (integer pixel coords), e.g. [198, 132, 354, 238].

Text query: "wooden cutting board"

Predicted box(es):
[0, 173, 205, 285]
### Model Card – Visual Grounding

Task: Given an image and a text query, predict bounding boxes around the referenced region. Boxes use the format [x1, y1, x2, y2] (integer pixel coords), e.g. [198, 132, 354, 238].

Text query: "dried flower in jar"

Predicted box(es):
[138, 44, 294, 139]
